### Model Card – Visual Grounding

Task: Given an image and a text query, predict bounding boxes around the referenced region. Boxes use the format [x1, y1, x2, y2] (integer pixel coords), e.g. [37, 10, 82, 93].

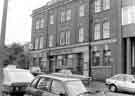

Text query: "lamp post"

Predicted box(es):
[0, 0, 9, 94]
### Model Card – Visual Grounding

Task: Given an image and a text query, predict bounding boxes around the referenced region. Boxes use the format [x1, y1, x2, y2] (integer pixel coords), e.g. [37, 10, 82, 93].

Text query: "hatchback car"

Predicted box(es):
[25, 74, 105, 96]
[106, 74, 135, 93]
[2, 67, 34, 96]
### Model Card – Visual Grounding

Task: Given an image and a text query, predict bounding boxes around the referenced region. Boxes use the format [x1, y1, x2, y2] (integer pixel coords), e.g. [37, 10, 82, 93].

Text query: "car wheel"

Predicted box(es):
[109, 84, 117, 92]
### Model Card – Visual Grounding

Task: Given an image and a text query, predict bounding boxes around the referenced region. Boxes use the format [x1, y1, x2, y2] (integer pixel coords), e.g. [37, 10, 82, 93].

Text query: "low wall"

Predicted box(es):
[91, 66, 112, 81]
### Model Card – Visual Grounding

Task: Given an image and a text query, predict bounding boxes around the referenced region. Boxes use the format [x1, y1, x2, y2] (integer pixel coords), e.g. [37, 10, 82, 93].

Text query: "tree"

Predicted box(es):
[3, 43, 31, 69]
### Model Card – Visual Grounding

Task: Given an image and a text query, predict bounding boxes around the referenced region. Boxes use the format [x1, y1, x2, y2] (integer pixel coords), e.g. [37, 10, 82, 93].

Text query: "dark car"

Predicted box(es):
[25, 74, 105, 96]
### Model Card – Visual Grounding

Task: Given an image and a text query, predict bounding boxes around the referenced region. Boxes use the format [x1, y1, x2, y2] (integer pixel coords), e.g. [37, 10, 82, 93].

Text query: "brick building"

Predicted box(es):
[30, 0, 135, 80]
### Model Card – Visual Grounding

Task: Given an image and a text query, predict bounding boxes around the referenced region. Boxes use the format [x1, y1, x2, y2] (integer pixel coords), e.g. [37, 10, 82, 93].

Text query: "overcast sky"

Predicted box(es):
[0, 0, 49, 45]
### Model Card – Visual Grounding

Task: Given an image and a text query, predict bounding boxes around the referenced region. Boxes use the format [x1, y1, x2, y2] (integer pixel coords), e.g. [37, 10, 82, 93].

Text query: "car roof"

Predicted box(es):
[37, 74, 80, 82]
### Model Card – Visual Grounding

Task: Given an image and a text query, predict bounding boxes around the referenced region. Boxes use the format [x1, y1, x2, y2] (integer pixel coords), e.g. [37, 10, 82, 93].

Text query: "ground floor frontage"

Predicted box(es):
[30, 38, 135, 80]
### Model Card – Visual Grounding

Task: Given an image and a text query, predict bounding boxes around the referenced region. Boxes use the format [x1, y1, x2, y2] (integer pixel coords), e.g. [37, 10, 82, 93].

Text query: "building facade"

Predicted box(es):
[30, 0, 135, 80]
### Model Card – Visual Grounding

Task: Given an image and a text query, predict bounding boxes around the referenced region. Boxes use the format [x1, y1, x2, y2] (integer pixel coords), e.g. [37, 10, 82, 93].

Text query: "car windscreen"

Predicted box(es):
[65, 80, 87, 96]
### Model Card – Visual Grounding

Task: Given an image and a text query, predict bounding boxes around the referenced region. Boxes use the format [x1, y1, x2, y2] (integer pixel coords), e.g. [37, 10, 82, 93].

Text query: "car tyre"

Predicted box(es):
[109, 84, 117, 92]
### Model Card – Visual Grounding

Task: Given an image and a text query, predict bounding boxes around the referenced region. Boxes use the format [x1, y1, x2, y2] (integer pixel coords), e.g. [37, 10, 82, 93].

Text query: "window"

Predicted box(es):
[92, 51, 101, 66]
[60, 32, 65, 45]
[66, 9, 72, 21]
[60, 10, 65, 23]
[103, 50, 111, 66]
[103, 21, 110, 39]
[94, 24, 101, 40]
[67, 55, 73, 67]
[36, 20, 40, 29]
[50, 15, 54, 24]
[39, 37, 44, 49]
[65, 31, 70, 44]
[79, 5, 85, 16]
[49, 35, 53, 47]
[78, 27, 84, 42]
[30, 78, 39, 88]
[40, 18, 44, 28]
[122, 6, 135, 25]
[35, 38, 39, 49]
[57, 56, 63, 69]
[51, 80, 65, 95]
[95, 0, 101, 13]
[37, 77, 51, 91]
[103, 0, 110, 10]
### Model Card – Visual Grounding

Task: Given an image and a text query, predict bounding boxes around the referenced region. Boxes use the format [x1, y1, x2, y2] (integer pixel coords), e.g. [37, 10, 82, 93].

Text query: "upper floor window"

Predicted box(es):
[34, 38, 39, 49]
[49, 35, 53, 47]
[60, 32, 65, 45]
[39, 37, 44, 49]
[36, 20, 40, 30]
[60, 10, 65, 23]
[50, 15, 54, 24]
[79, 5, 85, 17]
[66, 9, 72, 21]
[95, 0, 101, 13]
[103, 0, 110, 10]
[78, 27, 84, 42]
[94, 24, 101, 40]
[65, 31, 70, 44]
[103, 21, 110, 39]
[40, 18, 44, 28]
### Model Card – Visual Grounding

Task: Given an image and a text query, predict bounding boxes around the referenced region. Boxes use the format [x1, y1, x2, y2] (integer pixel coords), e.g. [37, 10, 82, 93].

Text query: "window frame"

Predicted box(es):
[103, 21, 110, 39]
[78, 27, 84, 42]
[94, 23, 101, 40]
[79, 4, 85, 17]
[95, 0, 101, 13]
[50, 15, 54, 24]
[103, 0, 110, 10]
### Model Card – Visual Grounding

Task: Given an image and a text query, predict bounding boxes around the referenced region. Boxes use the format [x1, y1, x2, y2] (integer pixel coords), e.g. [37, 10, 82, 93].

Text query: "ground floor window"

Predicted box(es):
[92, 51, 101, 66]
[103, 50, 112, 66]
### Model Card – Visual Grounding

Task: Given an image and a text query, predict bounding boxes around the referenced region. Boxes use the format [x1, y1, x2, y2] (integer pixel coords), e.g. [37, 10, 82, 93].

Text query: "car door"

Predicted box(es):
[47, 80, 67, 96]
[26, 77, 40, 96]
[35, 77, 52, 96]
[124, 75, 135, 92]
[114, 75, 127, 91]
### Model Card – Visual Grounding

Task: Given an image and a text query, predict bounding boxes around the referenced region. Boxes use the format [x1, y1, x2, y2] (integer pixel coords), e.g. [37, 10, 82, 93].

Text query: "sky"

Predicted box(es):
[0, 0, 49, 45]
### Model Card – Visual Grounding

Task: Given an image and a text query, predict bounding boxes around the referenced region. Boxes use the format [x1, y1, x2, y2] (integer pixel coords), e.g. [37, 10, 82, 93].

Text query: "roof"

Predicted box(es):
[38, 74, 80, 82]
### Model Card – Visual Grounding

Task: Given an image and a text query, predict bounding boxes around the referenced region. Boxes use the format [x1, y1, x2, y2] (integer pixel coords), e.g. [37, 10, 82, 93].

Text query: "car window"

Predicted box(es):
[37, 77, 52, 91]
[125, 75, 135, 82]
[112, 75, 126, 81]
[50, 80, 65, 95]
[30, 78, 39, 88]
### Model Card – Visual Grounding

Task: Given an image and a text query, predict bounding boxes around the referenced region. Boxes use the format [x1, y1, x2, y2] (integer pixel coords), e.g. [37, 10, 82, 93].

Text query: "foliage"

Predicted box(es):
[2, 43, 31, 69]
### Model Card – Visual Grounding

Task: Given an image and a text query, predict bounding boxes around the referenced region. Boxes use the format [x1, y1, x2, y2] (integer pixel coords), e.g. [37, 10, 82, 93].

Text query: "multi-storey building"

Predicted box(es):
[30, 0, 135, 80]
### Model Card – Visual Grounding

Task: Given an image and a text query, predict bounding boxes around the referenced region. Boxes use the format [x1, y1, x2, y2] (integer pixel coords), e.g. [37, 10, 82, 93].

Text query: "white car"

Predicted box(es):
[2, 67, 34, 96]
[106, 74, 135, 93]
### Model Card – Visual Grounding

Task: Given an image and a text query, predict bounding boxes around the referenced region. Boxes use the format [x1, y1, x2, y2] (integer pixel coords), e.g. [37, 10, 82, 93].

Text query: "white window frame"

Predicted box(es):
[36, 20, 40, 30]
[50, 15, 54, 24]
[95, 0, 101, 13]
[49, 35, 53, 47]
[39, 37, 44, 49]
[94, 24, 101, 40]
[65, 31, 70, 44]
[66, 9, 72, 21]
[103, 0, 110, 10]
[60, 10, 65, 23]
[103, 21, 110, 39]
[60, 32, 65, 45]
[79, 5, 85, 17]
[78, 27, 84, 42]
[40, 18, 44, 28]
[35, 38, 39, 49]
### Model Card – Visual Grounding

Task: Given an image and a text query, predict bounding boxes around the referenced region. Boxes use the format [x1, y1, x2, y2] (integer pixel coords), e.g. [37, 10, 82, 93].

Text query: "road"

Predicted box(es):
[105, 91, 135, 96]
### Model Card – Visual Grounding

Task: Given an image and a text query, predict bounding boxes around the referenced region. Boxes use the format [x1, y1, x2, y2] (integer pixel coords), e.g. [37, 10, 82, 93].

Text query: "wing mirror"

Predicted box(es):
[59, 93, 66, 96]
[131, 81, 135, 83]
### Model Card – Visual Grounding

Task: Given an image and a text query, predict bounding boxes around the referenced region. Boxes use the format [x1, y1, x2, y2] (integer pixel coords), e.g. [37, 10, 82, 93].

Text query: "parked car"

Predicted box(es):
[25, 74, 105, 96]
[2, 67, 34, 96]
[52, 69, 92, 87]
[106, 74, 135, 93]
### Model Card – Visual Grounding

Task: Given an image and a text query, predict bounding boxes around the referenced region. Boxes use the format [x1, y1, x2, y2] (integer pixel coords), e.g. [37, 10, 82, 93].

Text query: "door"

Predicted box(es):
[49, 80, 67, 96]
